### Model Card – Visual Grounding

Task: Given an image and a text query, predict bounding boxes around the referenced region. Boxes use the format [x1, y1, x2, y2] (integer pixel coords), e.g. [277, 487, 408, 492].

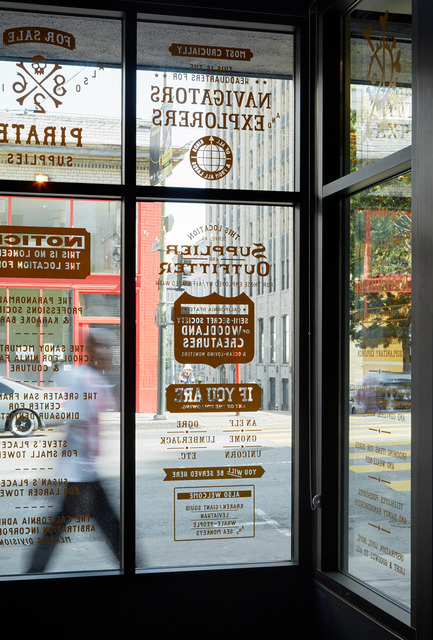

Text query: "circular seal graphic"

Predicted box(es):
[190, 135, 233, 180]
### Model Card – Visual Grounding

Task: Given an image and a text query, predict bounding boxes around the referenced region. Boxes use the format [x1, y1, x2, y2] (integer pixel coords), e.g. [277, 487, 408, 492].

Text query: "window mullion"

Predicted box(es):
[121, 7, 137, 575]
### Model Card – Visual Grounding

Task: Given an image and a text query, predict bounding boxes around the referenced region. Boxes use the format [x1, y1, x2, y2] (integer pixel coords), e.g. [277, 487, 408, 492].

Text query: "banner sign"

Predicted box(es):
[0, 226, 91, 279]
[173, 291, 254, 367]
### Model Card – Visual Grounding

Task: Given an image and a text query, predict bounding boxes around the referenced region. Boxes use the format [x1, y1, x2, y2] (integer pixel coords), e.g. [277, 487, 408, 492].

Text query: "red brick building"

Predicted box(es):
[136, 201, 161, 412]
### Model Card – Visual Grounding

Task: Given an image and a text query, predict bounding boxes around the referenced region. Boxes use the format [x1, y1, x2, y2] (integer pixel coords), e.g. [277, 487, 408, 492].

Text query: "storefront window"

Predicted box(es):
[0, 198, 8, 225]
[137, 21, 295, 191]
[80, 294, 120, 317]
[345, 173, 411, 608]
[0, 6, 297, 579]
[73, 201, 121, 274]
[136, 20, 295, 569]
[0, 10, 122, 183]
[136, 201, 293, 569]
[349, 1, 412, 172]
[0, 196, 121, 575]
[0, 287, 72, 387]
[11, 197, 70, 227]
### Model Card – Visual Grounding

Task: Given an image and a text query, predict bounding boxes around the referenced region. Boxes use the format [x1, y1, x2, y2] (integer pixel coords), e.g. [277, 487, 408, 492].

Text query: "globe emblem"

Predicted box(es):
[190, 135, 233, 181]
[198, 141, 226, 171]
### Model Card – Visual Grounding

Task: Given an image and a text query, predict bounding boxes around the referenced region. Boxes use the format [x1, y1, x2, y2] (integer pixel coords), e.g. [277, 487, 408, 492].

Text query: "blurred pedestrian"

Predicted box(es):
[27, 329, 120, 573]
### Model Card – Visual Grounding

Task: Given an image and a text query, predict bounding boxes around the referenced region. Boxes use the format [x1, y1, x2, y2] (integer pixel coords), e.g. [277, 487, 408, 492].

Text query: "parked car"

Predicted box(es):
[356, 371, 411, 413]
[0, 376, 66, 437]
[349, 391, 363, 414]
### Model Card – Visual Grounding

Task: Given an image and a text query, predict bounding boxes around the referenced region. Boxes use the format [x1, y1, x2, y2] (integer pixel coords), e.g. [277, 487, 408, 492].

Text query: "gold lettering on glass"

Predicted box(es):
[362, 11, 403, 140]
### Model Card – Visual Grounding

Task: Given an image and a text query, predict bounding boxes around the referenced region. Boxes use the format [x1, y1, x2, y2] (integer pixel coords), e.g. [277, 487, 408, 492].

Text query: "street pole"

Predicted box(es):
[154, 202, 167, 420]
[154, 77, 172, 420]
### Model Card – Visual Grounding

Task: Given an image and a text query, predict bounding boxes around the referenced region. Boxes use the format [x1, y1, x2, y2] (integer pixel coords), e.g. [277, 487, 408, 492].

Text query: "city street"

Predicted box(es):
[136, 410, 292, 570]
[0, 408, 411, 602]
[0, 410, 293, 575]
[347, 413, 411, 608]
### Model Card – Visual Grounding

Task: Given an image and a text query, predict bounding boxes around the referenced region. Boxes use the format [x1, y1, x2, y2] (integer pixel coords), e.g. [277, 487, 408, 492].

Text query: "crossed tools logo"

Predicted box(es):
[13, 57, 67, 113]
[3, 27, 75, 114]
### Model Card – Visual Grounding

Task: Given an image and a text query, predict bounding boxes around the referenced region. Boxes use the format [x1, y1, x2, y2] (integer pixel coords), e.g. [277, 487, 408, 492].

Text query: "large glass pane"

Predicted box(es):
[73, 200, 121, 274]
[349, 1, 412, 172]
[0, 10, 121, 183]
[137, 21, 294, 191]
[0, 197, 121, 576]
[11, 197, 70, 227]
[345, 173, 411, 608]
[136, 202, 293, 569]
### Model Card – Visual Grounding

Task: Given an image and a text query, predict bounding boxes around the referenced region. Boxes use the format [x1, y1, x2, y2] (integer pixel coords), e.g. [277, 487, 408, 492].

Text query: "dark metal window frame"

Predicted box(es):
[0, 0, 312, 604]
[314, 1, 433, 639]
[3, 0, 432, 637]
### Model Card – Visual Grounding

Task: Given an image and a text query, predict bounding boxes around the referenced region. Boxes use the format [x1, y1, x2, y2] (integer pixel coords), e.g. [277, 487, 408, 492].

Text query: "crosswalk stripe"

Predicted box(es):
[385, 480, 411, 491]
